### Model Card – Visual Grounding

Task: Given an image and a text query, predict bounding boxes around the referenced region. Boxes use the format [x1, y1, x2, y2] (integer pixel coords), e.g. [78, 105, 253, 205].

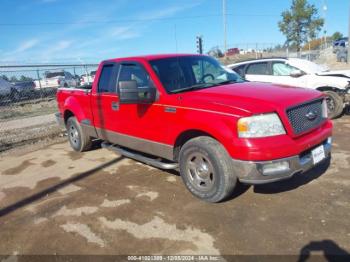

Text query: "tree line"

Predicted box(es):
[1, 75, 34, 82]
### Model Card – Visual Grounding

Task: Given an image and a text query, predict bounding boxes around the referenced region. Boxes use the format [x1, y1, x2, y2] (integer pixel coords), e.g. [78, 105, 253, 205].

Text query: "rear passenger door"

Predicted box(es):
[244, 62, 273, 83]
[91, 62, 120, 140]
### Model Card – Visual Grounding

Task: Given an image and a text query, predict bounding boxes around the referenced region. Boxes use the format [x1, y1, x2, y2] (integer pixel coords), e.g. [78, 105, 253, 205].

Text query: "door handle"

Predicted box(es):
[111, 101, 119, 111]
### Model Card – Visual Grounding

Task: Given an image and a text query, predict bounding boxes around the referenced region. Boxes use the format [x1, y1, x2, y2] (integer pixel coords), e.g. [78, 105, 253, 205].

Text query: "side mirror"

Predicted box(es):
[290, 70, 304, 78]
[119, 80, 156, 104]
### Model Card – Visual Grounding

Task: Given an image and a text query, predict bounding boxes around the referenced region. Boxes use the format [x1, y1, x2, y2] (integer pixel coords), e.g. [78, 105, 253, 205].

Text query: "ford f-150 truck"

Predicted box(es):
[56, 54, 333, 202]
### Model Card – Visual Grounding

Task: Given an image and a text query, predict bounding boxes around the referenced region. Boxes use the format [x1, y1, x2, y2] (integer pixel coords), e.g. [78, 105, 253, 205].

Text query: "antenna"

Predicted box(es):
[223, 0, 227, 55]
[174, 24, 178, 53]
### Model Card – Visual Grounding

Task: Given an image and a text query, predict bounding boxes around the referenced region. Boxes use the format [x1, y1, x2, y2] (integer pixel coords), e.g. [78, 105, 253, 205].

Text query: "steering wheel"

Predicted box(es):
[201, 73, 215, 83]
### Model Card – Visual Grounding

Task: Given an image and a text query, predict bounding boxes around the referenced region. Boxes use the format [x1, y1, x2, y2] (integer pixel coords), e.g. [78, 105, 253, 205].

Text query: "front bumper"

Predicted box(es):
[234, 138, 332, 185]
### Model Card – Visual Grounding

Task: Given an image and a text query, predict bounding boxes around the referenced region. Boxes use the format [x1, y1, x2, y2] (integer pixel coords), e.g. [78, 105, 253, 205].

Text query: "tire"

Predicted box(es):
[179, 136, 237, 203]
[66, 116, 92, 152]
[323, 91, 343, 119]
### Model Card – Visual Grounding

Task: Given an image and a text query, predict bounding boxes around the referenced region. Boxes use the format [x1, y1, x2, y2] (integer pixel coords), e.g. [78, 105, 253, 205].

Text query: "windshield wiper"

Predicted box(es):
[169, 80, 240, 94]
[169, 83, 216, 94]
[214, 79, 238, 85]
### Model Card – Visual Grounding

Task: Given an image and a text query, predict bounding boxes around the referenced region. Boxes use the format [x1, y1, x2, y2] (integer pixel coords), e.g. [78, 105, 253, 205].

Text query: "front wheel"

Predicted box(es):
[323, 91, 343, 119]
[66, 116, 92, 152]
[179, 136, 237, 203]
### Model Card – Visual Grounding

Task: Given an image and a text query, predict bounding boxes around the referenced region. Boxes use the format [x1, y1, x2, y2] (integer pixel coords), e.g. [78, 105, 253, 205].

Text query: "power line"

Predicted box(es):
[0, 13, 278, 27]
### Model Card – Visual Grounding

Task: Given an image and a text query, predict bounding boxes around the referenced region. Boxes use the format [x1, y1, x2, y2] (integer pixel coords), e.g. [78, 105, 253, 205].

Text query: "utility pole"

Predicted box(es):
[223, 0, 227, 56]
[348, 3, 350, 63]
[322, 0, 327, 48]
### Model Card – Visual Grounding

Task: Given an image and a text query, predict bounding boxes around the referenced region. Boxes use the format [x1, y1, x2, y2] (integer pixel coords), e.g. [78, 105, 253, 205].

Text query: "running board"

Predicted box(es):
[101, 142, 178, 170]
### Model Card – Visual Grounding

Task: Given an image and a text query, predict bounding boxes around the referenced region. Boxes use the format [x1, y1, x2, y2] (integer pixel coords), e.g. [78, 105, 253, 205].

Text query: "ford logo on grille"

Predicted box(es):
[305, 111, 317, 121]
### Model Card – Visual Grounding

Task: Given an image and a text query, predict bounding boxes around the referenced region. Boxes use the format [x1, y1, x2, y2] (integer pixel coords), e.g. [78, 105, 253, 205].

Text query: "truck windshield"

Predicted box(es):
[149, 56, 244, 94]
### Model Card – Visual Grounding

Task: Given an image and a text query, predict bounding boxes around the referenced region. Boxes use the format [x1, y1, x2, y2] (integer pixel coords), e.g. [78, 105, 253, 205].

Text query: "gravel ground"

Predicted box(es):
[0, 117, 349, 260]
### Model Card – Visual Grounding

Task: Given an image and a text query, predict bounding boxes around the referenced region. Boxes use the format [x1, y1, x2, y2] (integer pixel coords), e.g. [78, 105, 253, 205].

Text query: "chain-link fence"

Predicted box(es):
[0, 64, 98, 152]
[211, 39, 335, 64]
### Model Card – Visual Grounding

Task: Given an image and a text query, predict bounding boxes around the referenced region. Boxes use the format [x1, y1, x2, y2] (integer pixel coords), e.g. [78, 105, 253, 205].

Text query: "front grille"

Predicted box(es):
[287, 99, 325, 135]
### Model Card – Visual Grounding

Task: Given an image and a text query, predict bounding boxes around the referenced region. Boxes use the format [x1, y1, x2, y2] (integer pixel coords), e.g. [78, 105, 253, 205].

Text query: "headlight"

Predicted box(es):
[322, 98, 328, 118]
[237, 113, 286, 138]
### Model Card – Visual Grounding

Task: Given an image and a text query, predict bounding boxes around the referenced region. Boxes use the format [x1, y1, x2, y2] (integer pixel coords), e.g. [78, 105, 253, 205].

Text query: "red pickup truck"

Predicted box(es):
[56, 54, 332, 202]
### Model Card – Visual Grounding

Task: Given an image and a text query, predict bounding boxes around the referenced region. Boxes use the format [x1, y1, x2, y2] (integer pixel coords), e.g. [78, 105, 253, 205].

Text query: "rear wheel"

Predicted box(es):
[66, 116, 92, 152]
[179, 136, 237, 203]
[323, 91, 343, 119]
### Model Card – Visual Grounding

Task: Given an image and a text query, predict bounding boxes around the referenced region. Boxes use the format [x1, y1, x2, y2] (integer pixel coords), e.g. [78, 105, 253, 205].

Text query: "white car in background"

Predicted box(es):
[34, 71, 78, 89]
[80, 70, 96, 87]
[228, 58, 350, 118]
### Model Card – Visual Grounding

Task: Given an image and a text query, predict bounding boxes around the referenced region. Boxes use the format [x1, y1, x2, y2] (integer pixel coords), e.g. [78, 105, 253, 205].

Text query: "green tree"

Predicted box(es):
[19, 75, 33, 82]
[278, 0, 324, 52]
[332, 32, 344, 41]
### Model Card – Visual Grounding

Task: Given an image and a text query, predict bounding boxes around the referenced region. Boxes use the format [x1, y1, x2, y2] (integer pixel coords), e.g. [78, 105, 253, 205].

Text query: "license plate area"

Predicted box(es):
[312, 145, 325, 165]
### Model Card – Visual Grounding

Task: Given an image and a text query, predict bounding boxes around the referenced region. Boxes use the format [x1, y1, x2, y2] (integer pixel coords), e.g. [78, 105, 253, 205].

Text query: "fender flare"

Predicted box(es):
[63, 96, 87, 123]
[172, 117, 236, 161]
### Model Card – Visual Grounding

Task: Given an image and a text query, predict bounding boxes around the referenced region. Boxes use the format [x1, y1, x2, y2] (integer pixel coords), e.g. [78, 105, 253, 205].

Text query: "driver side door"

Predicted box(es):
[116, 62, 168, 149]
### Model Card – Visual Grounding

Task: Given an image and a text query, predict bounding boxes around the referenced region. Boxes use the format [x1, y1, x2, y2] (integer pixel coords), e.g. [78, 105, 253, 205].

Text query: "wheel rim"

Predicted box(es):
[326, 96, 335, 113]
[69, 124, 79, 147]
[186, 152, 215, 192]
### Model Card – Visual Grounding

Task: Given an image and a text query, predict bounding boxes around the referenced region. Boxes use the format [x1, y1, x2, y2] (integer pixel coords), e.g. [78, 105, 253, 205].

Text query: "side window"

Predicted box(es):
[272, 62, 296, 76]
[246, 62, 269, 75]
[118, 63, 151, 89]
[233, 65, 246, 77]
[98, 64, 117, 93]
[151, 61, 187, 92]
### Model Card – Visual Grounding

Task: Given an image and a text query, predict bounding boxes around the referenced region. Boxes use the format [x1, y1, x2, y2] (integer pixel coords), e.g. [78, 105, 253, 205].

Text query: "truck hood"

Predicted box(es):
[180, 82, 323, 117]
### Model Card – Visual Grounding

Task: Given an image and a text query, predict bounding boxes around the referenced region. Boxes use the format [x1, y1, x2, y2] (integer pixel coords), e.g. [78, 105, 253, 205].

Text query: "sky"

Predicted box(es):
[0, 0, 348, 64]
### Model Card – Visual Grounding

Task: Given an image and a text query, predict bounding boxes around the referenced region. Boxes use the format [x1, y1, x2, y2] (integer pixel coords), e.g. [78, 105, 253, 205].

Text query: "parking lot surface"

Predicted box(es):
[0, 117, 349, 258]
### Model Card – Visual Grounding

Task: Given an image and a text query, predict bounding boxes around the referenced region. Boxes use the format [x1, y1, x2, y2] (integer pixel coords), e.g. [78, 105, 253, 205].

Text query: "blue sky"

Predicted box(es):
[0, 0, 348, 64]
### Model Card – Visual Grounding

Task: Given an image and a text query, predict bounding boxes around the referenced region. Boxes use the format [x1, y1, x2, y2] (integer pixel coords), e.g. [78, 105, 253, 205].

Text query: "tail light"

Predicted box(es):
[57, 79, 61, 85]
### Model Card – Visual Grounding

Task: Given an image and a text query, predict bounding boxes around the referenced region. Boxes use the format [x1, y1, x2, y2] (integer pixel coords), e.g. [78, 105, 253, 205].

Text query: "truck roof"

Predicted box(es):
[103, 53, 204, 63]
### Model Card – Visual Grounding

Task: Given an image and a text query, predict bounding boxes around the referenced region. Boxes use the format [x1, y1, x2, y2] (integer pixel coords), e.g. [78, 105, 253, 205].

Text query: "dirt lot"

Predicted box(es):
[0, 117, 349, 259]
[0, 98, 62, 153]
